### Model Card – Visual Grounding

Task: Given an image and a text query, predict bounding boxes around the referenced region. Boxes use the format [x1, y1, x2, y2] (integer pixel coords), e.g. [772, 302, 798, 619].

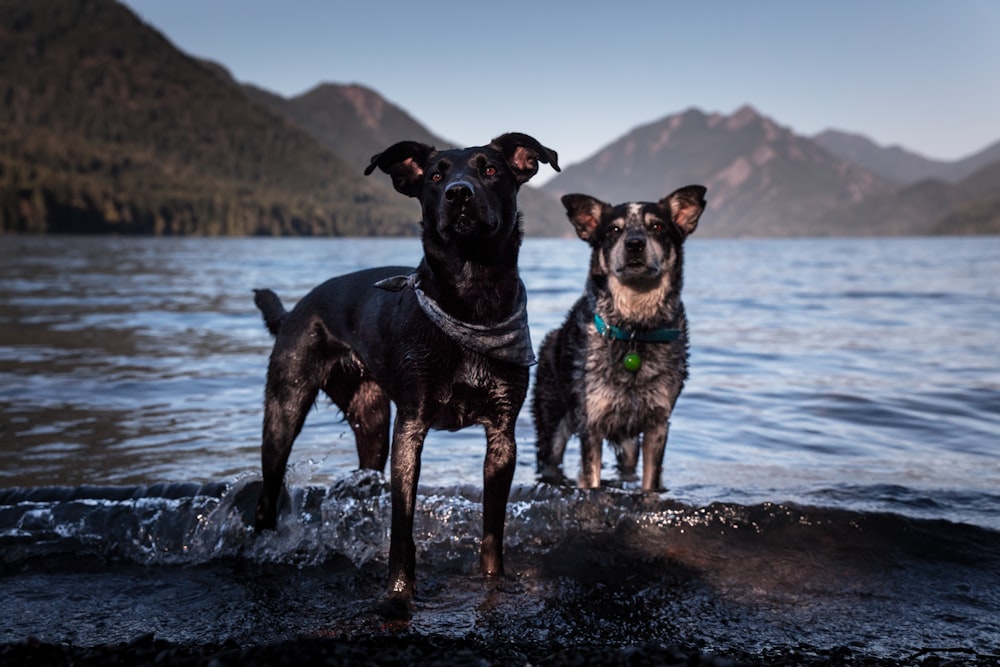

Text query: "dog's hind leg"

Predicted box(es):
[640, 421, 668, 491]
[532, 344, 572, 483]
[323, 366, 390, 472]
[255, 384, 319, 530]
[254, 346, 326, 531]
[344, 379, 390, 471]
[535, 416, 571, 483]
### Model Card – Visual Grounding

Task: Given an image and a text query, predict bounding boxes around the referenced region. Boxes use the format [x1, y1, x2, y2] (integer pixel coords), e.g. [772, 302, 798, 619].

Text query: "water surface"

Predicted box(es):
[1, 235, 998, 660]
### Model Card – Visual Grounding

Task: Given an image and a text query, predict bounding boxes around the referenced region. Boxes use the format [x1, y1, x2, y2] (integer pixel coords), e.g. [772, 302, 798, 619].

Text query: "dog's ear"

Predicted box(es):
[490, 133, 561, 185]
[661, 185, 707, 237]
[364, 141, 437, 197]
[561, 194, 607, 242]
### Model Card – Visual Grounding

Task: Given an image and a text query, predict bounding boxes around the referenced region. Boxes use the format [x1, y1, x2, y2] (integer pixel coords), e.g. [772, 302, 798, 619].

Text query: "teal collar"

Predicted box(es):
[593, 313, 680, 343]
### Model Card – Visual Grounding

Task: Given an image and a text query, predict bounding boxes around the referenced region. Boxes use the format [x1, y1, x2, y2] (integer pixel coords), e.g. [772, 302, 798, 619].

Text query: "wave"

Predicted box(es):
[3, 472, 998, 572]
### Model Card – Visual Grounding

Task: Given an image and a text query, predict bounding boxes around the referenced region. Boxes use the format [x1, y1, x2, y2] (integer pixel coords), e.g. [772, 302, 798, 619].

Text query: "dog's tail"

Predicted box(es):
[253, 288, 287, 336]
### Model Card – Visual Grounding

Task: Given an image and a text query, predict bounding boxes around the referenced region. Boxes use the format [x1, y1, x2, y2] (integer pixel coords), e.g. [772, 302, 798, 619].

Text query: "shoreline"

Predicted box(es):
[2, 633, 993, 667]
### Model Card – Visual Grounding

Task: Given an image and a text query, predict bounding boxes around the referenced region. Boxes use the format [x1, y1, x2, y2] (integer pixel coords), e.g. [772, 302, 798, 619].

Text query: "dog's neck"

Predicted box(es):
[375, 254, 533, 365]
[419, 239, 523, 325]
[591, 276, 684, 329]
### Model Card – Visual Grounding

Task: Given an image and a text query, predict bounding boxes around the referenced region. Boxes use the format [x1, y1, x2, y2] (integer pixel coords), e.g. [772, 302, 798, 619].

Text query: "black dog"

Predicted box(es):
[252, 133, 559, 608]
[532, 186, 706, 491]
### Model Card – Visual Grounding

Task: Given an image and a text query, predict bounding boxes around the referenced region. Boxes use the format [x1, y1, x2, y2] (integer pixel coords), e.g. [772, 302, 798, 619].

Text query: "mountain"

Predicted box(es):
[541, 106, 893, 237]
[0, 0, 417, 235]
[822, 157, 1000, 236]
[244, 83, 445, 172]
[2, 0, 996, 238]
[814, 129, 1000, 186]
[932, 196, 1000, 236]
[244, 82, 567, 236]
[930, 159, 1000, 235]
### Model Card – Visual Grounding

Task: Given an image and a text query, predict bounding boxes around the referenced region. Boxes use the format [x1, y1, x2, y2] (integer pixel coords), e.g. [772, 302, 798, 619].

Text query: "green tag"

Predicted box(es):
[623, 352, 641, 372]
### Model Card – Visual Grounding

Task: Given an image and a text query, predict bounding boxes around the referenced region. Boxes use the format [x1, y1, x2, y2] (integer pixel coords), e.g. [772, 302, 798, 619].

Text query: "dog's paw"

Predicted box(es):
[537, 464, 571, 487]
[375, 593, 413, 622]
[226, 480, 262, 527]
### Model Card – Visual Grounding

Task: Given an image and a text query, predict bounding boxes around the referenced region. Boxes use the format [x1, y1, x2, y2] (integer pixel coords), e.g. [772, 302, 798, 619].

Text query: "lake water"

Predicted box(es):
[1, 235, 998, 661]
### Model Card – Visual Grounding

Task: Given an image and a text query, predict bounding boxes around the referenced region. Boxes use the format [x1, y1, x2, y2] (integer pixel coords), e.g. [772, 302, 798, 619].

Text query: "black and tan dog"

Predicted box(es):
[252, 133, 559, 609]
[532, 186, 706, 491]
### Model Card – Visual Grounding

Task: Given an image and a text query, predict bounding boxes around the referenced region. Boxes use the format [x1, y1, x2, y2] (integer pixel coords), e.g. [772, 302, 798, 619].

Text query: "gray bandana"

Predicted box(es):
[374, 273, 536, 366]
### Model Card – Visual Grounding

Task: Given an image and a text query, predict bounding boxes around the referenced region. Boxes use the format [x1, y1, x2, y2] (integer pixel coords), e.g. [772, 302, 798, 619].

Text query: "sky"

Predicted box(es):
[120, 0, 999, 184]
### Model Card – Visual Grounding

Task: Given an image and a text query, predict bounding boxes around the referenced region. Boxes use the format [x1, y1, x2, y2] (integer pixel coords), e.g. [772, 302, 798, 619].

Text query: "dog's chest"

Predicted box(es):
[581, 332, 685, 434]
[428, 355, 525, 431]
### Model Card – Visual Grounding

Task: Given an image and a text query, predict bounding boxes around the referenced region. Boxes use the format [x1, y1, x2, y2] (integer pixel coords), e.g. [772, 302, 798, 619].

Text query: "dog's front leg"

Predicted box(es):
[640, 420, 668, 491]
[578, 427, 604, 489]
[386, 410, 428, 601]
[615, 437, 640, 480]
[481, 421, 517, 577]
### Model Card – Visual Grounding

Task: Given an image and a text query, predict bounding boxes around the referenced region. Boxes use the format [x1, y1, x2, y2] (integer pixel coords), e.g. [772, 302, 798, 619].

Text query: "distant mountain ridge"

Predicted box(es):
[243, 82, 568, 236]
[541, 106, 892, 237]
[813, 129, 1000, 185]
[243, 82, 448, 174]
[817, 153, 1000, 236]
[809, 130, 1000, 235]
[543, 106, 1000, 237]
[1, 0, 997, 237]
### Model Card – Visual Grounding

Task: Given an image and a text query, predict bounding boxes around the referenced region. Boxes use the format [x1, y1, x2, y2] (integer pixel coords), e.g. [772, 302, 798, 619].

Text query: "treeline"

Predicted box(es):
[0, 0, 419, 237]
[0, 128, 418, 236]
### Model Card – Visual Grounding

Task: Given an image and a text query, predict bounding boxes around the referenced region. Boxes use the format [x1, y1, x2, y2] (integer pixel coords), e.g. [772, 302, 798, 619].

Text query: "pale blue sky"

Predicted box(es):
[121, 0, 999, 182]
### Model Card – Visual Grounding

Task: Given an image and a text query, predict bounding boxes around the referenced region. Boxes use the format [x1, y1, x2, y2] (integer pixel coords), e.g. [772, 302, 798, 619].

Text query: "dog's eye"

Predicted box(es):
[609, 224, 622, 236]
[649, 221, 664, 233]
[484, 166, 497, 177]
[430, 173, 443, 183]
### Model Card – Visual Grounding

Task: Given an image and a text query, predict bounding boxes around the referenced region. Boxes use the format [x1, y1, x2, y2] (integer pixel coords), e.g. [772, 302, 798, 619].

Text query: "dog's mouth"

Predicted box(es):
[442, 206, 497, 238]
[617, 256, 658, 274]
[456, 209, 477, 227]
[450, 211, 479, 236]
[612, 257, 664, 290]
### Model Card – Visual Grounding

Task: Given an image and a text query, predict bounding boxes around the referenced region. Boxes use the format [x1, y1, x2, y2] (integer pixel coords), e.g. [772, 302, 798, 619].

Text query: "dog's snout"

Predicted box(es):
[445, 180, 475, 204]
[625, 235, 646, 254]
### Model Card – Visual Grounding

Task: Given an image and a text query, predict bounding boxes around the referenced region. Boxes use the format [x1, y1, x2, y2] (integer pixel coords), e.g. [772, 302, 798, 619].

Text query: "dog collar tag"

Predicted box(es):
[623, 352, 641, 372]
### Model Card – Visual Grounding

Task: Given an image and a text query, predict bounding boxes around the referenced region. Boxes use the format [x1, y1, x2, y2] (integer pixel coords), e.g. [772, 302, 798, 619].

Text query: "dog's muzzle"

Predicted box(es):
[624, 235, 646, 256]
[442, 180, 491, 237]
[612, 232, 663, 283]
[446, 180, 475, 206]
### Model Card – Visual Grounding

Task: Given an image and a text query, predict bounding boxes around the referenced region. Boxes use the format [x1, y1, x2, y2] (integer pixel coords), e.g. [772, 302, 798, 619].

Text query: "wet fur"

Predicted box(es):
[252, 134, 559, 608]
[532, 186, 706, 490]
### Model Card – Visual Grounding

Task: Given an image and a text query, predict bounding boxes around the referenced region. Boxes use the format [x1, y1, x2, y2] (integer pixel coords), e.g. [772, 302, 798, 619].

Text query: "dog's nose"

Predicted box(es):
[625, 236, 646, 253]
[445, 180, 475, 204]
